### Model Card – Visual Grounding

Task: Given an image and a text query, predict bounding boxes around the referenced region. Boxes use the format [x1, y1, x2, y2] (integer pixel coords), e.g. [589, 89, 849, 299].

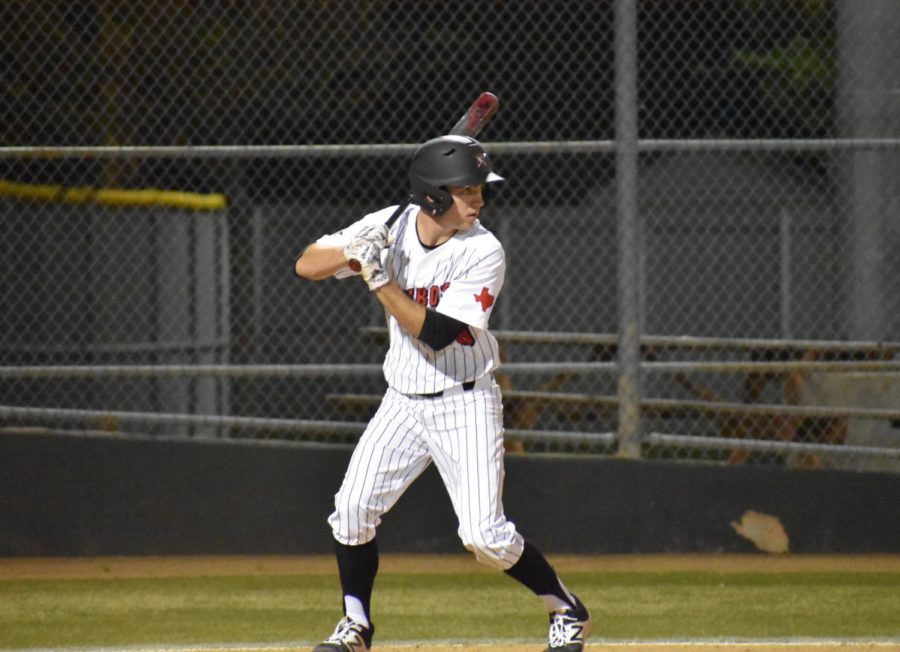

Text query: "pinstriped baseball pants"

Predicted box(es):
[328, 380, 525, 571]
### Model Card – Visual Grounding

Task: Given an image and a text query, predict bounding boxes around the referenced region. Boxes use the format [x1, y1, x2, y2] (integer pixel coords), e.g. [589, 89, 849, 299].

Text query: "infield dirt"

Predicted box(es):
[350, 646, 891, 652]
[3, 552, 899, 579]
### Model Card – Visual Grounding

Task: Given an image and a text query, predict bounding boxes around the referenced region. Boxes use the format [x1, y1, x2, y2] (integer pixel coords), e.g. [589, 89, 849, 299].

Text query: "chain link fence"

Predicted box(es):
[2, 1, 899, 472]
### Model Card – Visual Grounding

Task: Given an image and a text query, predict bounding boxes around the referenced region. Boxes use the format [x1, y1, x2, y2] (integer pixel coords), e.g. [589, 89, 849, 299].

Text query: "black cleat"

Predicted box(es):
[543, 595, 591, 651]
[312, 616, 374, 652]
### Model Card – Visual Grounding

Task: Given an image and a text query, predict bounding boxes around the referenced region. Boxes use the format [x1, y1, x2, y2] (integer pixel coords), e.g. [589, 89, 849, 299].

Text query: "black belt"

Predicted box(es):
[415, 379, 476, 399]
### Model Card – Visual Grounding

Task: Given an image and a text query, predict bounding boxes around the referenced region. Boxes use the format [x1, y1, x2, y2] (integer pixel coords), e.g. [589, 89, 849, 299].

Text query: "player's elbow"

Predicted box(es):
[418, 309, 468, 350]
[294, 248, 331, 281]
[293, 258, 319, 280]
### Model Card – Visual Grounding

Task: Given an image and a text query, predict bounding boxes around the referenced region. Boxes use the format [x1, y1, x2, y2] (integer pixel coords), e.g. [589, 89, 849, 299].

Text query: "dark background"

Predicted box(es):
[2, 432, 897, 556]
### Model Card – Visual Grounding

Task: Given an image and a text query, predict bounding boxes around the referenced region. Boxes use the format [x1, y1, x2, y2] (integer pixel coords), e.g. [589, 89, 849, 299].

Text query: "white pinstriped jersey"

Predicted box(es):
[317, 203, 504, 395]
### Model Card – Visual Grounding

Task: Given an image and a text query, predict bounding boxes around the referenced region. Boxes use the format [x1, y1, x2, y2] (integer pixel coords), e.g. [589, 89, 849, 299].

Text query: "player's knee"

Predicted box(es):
[459, 521, 523, 571]
[463, 540, 517, 570]
[328, 508, 378, 546]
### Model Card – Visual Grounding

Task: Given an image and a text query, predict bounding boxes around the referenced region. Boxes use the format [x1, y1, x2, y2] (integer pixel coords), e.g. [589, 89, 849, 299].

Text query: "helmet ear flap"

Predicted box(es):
[411, 183, 454, 216]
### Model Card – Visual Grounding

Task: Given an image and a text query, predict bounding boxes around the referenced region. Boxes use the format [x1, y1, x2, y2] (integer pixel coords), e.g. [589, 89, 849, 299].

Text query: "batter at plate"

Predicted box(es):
[294, 135, 591, 652]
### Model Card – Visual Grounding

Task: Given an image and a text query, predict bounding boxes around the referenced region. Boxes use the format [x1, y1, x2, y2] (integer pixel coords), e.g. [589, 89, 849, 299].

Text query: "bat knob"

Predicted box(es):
[348, 259, 362, 272]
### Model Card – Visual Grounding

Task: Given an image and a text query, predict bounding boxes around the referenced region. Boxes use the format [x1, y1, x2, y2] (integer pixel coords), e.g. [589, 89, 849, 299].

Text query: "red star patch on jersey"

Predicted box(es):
[474, 287, 495, 312]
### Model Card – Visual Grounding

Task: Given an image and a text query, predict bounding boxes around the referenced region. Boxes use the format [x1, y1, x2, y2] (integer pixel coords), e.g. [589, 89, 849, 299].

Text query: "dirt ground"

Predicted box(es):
[329, 646, 893, 652]
[2, 554, 898, 652]
[114, 643, 898, 651]
[3, 552, 899, 579]
[171, 639, 898, 651]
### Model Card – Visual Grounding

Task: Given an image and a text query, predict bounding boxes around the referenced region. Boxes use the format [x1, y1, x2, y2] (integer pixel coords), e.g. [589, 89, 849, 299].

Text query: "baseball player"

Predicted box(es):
[294, 135, 591, 652]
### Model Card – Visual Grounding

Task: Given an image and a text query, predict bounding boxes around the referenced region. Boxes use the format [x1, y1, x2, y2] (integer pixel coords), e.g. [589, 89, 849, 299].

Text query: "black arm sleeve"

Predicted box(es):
[418, 308, 468, 350]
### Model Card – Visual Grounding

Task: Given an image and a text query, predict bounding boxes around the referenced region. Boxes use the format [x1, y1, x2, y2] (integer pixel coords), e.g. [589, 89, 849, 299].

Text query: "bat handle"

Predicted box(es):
[347, 196, 412, 272]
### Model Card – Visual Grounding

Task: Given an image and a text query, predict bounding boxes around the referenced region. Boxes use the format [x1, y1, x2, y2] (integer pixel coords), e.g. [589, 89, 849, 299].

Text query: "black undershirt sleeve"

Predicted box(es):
[418, 308, 468, 350]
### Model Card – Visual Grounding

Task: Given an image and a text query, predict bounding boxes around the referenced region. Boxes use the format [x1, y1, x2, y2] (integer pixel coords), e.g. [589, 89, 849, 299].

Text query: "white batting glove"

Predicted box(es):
[343, 237, 378, 268]
[359, 255, 390, 291]
[357, 224, 393, 249]
[343, 234, 390, 291]
[344, 224, 394, 269]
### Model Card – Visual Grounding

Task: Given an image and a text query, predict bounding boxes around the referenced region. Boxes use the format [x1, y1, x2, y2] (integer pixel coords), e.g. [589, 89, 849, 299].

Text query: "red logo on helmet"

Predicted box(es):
[475, 152, 489, 168]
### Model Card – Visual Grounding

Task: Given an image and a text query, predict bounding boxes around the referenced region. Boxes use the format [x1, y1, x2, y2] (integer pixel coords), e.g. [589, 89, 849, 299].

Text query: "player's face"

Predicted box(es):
[441, 185, 486, 231]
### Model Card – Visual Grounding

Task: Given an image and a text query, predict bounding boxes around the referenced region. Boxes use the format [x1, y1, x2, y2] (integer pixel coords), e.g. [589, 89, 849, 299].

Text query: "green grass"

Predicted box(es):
[1, 571, 898, 648]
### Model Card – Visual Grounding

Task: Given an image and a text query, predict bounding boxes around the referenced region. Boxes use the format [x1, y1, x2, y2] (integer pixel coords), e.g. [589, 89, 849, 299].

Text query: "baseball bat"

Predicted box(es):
[348, 91, 500, 272]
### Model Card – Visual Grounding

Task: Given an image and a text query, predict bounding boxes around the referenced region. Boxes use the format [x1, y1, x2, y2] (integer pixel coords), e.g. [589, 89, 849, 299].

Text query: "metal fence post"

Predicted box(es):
[614, 0, 642, 458]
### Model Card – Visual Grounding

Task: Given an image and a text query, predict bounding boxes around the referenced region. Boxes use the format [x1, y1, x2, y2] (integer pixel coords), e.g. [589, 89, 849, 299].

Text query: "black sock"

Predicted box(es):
[334, 538, 379, 622]
[504, 540, 574, 607]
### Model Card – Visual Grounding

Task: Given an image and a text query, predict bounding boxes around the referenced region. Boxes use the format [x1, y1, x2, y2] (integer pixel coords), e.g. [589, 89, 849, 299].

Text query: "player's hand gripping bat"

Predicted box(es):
[347, 91, 500, 272]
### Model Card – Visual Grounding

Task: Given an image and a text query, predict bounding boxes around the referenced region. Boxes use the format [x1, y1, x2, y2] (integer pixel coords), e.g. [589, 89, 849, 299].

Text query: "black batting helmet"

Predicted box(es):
[409, 135, 504, 216]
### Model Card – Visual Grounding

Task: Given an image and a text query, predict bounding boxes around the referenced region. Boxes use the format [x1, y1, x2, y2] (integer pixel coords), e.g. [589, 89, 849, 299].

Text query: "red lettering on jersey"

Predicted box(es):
[456, 327, 475, 346]
[405, 283, 451, 307]
[474, 287, 495, 312]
